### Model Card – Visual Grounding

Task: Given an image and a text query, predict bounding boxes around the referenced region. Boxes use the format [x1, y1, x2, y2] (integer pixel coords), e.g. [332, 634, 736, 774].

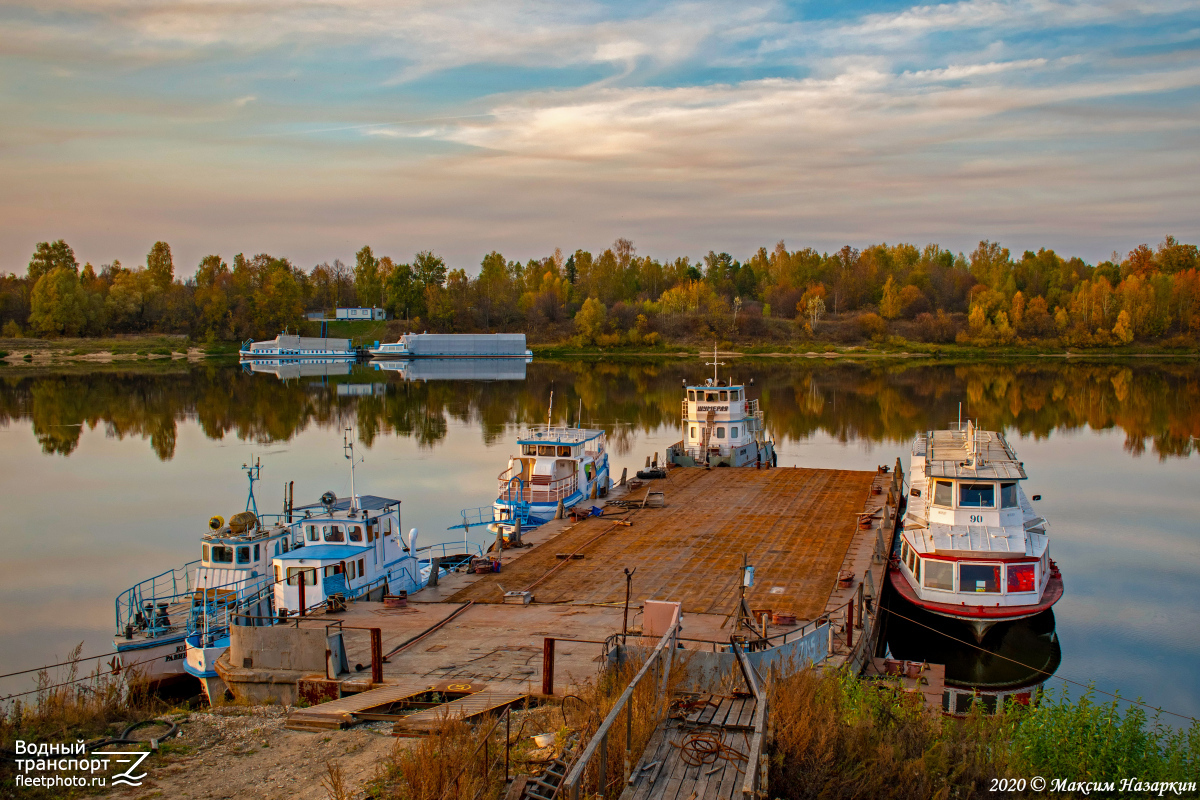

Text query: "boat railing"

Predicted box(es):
[497, 470, 578, 503]
[115, 561, 200, 635]
[190, 574, 276, 645]
[415, 541, 485, 561]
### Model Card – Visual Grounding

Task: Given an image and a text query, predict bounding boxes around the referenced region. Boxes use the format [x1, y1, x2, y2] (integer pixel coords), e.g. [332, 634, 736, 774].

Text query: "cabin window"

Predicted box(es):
[688, 390, 696, 401]
[730, 390, 739, 400]
[287, 567, 316, 586]
[719, 391, 728, 401]
[556, 446, 570, 456]
[960, 483, 995, 508]
[306, 525, 318, 542]
[522, 444, 536, 456]
[203, 544, 210, 562]
[349, 526, 363, 542]
[706, 392, 718, 401]
[1007, 563, 1036, 592]
[385, 518, 393, 535]
[923, 559, 955, 591]
[236, 546, 251, 564]
[1001, 483, 1019, 508]
[537, 445, 554, 456]
[281, 539, 289, 553]
[347, 562, 355, 579]
[366, 527, 374, 543]
[324, 564, 343, 577]
[731, 426, 738, 438]
[900, 541, 910, 564]
[933, 481, 954, 507]
[959, 563, 1001, 593]
[212, 546, 233, 563]
[325, 525, 345, 543]
[716, 427, 725, 439]
[274, 565, 282, 583]
[254, 544, 260, 561]
[358, 558, 365, 578]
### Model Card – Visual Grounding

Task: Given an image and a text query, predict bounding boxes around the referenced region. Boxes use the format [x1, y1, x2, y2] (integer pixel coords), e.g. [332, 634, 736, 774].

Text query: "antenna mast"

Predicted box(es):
[242, 457, 261, 516]
[547, 391, 554, 431]
[705, 344, 726, 385]
[344, 427, 362, 512]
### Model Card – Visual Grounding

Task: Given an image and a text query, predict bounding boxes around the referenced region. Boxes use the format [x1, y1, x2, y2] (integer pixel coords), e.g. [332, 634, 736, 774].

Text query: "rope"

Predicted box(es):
[0, 650, 169, 703]
[878, 604, 1198, 723]
[675, 732, 748, 768]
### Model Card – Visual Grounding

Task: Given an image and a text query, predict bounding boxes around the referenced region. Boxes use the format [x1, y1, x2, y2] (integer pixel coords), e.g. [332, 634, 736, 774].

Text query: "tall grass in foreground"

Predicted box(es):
[769, 668, 1200, 800]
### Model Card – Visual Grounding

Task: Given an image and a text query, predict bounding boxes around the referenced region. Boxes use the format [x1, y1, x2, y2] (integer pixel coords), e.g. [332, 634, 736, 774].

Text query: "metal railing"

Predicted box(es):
[497, 469, 579, 504]
[115, 560, 199, 634]
[562, 608, 682, 800]
[733, 642, 768, 799]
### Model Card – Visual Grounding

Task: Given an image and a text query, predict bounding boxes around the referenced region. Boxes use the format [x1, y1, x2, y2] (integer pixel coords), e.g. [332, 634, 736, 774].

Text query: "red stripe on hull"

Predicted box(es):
[888, 568, 1063, 621]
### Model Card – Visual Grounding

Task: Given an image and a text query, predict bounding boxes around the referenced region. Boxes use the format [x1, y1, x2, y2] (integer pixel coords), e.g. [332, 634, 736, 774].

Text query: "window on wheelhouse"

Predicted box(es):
[324, 564, 343, 577]
[719, 391, 728, 401]
[731, 427, 739, 438]
[306, 525, 318, 542]
[706, 392, 718, 401]
[688, 390, 696, 401]
[690, 427, 696, 438]
[211, 545, 233, 563]
[716, 427, 725, 439]
[538, 445, 555, 456]
[960, 563, 1001, 593]
[236, 546, 250, 564]
[923, 559, 954, 590]
[349, 526, 363, 542]
[959, 483, 995, 507]
[1000, 483, 1019, 508]
[287, 567, 316, 586]
[933, 481, 954, 507]
[325, 525, 344, 543]
[557, 446, 571, 456]
[522, 445, 536, 456]
[1007, 563, 1036, 592]
[730, 390, 740, 400]
[203, 544, 210, 562]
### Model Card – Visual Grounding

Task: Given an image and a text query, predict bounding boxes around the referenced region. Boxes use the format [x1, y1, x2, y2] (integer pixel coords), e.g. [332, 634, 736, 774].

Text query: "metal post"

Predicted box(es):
[298, 574, 306, 617]
[505, 708, 511, 783]
[370, 627, 383, 683]
[622, 568, 635, 640]
[856, 582, 865, 628]
[542, 637, 555, 696]
[624, 699, 632, 783]
[847, 599, 855, 649]
[599, 732, 607, 798]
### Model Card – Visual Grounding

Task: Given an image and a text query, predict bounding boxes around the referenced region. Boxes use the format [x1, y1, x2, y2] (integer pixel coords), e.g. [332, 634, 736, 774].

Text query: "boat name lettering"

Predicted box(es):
[696, 405, 729, 412]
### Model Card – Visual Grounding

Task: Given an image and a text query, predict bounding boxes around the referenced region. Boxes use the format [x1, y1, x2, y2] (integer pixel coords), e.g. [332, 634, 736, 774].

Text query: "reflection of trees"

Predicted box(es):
[0, 359, 1197, 461]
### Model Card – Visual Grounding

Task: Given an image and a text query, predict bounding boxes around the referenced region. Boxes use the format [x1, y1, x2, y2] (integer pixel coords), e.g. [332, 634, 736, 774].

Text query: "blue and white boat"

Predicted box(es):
[240, 332, 355, 359]
[485, 421, 610, 534]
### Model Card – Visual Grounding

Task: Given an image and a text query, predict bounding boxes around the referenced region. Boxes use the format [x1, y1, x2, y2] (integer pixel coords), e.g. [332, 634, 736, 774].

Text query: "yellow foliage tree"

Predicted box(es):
[879, 276, 901, 319]
[1112, 310, 1134, 344]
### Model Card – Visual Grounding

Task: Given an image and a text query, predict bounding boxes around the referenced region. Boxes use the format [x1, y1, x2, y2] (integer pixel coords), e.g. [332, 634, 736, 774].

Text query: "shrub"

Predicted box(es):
[1, 320, 21, 338]
[857, 312, 887, 340]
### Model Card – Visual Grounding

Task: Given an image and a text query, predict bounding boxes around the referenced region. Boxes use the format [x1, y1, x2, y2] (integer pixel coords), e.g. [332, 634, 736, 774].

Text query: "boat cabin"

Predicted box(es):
[271, 494, 417, 616]
[499, 427, 608, 505]
[670, 377, 772, 467]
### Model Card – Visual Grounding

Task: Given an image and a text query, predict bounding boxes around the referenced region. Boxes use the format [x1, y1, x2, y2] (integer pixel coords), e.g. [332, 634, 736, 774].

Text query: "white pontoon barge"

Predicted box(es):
[369, 333, 532, 358]
[240, 333, 355, 359]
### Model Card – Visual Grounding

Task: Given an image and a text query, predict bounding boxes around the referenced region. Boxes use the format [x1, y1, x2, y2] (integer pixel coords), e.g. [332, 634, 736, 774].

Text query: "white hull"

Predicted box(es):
[186, 634, 231, 703]
[115, 636, 191, 687]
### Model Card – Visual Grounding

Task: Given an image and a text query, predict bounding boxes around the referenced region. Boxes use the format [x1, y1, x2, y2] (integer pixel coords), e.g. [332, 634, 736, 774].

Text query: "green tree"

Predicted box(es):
[354, 246, 382, 307]
[28, 240, 79, 283]
[146, 241, 174, 290]
[413, 251, 447, 288]
[574, 297, 607, 344]
[106, 269, 156, 331]
[29, 267, 93, 336]
[385, 262, 423, 320]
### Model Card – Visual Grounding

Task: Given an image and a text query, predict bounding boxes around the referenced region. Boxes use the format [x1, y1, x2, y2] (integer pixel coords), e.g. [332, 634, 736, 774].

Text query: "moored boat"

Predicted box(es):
[240, 333, 355, 359]
[888, 422, 1063, 641]
[368, 332, 532, 358]
[666, 347, 776, 468]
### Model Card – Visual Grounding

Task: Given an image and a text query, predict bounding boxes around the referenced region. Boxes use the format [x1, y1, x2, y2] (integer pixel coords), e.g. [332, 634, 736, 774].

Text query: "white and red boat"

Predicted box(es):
[889, 422, 1063, 640]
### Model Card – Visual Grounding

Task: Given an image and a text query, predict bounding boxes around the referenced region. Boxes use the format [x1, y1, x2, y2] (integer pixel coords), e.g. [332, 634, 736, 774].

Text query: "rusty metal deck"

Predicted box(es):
[446, 467, 877, 621]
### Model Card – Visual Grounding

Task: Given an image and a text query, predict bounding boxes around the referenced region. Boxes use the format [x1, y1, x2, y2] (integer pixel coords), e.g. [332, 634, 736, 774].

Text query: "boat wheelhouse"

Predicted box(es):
[240, 333, 355, 359]
[889, 422, 1063, 640]
[488, 425, 610, 533]
[666, 348, 776, 468]
[368, 332, 532, 359]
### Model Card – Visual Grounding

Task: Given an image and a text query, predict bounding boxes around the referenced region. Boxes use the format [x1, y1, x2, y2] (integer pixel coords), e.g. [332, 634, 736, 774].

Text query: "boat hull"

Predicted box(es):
[888, 568, 1064, 641]
[668, 439, 776, 468]
[185, 633, 231, 704]
[114, 634, 193, 689]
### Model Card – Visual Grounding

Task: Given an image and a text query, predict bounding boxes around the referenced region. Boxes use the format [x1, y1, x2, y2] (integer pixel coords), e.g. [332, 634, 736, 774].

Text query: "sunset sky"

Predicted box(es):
[3, 0, 1198, 275]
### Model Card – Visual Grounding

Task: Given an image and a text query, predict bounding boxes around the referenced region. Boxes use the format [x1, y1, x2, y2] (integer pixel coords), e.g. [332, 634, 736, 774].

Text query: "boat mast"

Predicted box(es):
[547, 391, 554, 432]
[344, 427, 362, 513]
[242, 457, 262, 516]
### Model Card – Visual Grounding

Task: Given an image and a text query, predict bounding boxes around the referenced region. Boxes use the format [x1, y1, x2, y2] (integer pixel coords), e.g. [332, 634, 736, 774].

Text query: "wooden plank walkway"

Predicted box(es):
[285, 680, 430, 731]
[392, 688, 528, 736]
[623, 694, 756, 800]
[447, 467, 876, 621]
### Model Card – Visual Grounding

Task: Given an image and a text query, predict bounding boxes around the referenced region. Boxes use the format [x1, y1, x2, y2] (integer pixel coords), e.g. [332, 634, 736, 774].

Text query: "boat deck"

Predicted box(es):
[447, 466, 878, 621]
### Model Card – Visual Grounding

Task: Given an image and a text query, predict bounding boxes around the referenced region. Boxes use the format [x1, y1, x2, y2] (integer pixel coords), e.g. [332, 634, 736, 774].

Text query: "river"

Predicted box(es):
[0, 356, 1196, 719]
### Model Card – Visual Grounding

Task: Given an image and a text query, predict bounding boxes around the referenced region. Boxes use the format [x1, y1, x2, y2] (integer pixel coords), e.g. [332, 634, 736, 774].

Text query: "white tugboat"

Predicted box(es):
[889, 421, 1063, 641]
[666, 346, 776, 468]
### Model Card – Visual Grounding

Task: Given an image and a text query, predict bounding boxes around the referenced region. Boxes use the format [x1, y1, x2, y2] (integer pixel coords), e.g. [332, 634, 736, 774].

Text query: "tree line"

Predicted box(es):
[1, 235, 1197, 346]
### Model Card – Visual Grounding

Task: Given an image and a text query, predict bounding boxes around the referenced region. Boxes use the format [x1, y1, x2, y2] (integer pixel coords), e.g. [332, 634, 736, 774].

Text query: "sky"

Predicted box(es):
[1, 0, 1199, 278]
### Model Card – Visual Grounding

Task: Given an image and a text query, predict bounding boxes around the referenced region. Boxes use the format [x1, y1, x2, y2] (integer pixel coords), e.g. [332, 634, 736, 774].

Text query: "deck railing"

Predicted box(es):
[562, 607, 681, 800]
[115, 561, 199, 635]
[496, 469, 579, 504]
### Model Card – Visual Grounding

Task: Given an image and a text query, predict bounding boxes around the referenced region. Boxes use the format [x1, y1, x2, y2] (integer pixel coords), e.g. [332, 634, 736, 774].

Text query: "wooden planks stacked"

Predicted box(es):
[447, 467, 876, 621]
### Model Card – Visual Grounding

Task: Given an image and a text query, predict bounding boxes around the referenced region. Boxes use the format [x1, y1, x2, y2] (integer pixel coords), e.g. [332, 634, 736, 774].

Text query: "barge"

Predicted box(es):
[240, 333, 355, 360]
[369, 332, 531, 359]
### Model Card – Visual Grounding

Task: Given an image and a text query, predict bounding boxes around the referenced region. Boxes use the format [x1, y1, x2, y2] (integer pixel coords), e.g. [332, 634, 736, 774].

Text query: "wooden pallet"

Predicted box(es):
[285, 680, 430, 731]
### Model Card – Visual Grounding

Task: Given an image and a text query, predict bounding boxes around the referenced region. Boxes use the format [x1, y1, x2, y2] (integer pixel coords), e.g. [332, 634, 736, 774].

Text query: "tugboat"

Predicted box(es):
[666, 346, 776, 468]
[888, 421, 1063, 641]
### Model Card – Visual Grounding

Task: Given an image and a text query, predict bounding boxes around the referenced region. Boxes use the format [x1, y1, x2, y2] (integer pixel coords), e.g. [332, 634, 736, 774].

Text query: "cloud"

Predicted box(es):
[233, 95, 256, 107]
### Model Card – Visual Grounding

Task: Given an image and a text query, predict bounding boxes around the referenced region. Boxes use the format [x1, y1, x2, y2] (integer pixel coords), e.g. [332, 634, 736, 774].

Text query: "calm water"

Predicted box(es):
[0, 357, 1197, 720]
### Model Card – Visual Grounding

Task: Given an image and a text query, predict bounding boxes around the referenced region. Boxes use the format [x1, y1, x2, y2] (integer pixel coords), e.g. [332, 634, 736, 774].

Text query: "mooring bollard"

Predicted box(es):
[542, 637, 555, 695]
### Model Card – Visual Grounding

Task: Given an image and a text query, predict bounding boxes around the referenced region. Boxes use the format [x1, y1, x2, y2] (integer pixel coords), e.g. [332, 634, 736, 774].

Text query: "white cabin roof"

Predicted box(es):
[915, 426, 1027, 481]
[518, 426, 605, 446]
[908, 524, 1048, 559]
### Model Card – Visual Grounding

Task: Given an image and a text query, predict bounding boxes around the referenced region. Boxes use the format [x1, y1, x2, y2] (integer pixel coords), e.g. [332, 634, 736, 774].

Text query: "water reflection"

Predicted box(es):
[372, 357, 531, 382]
[883, 600, 1062, 714]
[0, 358, 1196, 461]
